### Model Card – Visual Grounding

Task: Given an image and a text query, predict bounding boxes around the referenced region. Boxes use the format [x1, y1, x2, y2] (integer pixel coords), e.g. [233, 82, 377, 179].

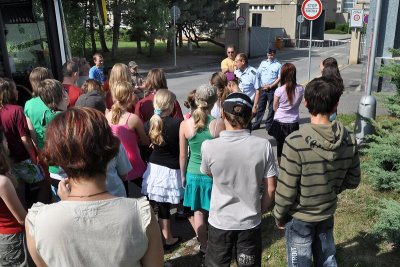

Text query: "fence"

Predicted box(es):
[282, 38, 351, 48]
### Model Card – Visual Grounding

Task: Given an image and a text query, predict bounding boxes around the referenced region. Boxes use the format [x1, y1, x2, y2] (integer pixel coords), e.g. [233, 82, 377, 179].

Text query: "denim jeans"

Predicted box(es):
[285, 217, 337, 267]
[206, 224, 262, 267]
[252, 89, 275, 130]
[0, 232, 28, 267]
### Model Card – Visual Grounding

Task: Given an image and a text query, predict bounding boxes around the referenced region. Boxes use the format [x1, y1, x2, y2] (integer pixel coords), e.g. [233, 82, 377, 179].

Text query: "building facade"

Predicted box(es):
[237, 0, 338, 39]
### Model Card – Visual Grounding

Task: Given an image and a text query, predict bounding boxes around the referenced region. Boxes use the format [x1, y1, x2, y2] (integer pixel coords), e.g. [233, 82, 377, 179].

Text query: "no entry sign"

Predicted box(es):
[350, 9, 364, 28]
[301, 0, 323, 21]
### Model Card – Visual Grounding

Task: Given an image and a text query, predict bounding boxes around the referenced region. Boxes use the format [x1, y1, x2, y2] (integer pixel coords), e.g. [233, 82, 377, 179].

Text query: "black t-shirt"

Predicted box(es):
[145, 117, 183, 169]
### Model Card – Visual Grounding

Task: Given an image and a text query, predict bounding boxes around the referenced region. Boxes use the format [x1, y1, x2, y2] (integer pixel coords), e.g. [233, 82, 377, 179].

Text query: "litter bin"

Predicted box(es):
[274, 37, 282, 49]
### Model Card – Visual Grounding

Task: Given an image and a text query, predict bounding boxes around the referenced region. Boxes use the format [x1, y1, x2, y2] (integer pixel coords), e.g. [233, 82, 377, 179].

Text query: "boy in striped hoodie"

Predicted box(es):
[273, 77, 361, 267]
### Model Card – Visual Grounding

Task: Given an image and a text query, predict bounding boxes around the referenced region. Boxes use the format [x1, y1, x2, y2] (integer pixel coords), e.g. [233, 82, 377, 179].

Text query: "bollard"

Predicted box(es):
[355, 95, 377, 143]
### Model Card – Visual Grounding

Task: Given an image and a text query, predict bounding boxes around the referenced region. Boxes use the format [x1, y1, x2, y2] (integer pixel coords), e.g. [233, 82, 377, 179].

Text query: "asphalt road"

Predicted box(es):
[166, 43, 351, 115]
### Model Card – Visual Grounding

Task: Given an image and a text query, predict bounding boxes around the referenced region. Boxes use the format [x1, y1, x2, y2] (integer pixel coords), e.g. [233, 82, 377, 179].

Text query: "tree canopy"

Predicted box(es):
[61, 0, 238, 57]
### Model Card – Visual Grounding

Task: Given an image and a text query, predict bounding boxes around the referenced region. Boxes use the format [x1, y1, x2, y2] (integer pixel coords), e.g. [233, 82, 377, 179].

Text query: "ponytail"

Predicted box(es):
[192, 84, 217, 131]
[148, 89, 176, 146]
[111, 102, 123, 124]
[110, 81, 134, 124]
[192, 100, 208, 131]
[149, 112, 165, 146]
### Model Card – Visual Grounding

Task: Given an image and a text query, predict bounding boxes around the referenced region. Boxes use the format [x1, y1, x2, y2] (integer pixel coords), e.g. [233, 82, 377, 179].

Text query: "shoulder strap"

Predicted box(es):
[125, 112, 132, 125]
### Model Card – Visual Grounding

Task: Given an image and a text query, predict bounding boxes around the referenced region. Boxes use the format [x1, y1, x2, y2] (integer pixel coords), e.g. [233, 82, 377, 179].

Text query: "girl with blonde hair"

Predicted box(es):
[105, 63, 138, 110]
[141, 89, 183, 250]
[106, 81, 149, 192]
[179, 84, 225, 254]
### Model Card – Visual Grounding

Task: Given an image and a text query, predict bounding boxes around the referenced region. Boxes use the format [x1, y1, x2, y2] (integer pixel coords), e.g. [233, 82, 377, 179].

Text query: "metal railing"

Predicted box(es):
[282, 38, 351, 48]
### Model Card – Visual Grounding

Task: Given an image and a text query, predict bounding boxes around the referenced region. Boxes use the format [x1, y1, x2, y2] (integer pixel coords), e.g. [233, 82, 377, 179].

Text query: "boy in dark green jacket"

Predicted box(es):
[273, 77, 361, 267]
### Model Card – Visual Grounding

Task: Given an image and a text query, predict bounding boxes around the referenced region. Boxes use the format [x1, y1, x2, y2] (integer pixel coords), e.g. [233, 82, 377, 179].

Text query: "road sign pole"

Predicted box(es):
[308, 20, 313, 81]
[298, 22, 301, 48]
[173, 9, 177, 67]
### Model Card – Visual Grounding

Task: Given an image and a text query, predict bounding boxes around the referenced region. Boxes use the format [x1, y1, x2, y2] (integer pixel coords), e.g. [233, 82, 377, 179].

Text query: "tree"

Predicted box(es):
[169, 0, 238, 48]
[124, 0, 170, 57]
[61, 0, 109, 57]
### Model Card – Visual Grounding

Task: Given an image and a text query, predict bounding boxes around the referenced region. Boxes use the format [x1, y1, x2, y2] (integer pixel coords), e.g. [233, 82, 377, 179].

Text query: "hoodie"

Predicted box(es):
[273, 121, 361, 224]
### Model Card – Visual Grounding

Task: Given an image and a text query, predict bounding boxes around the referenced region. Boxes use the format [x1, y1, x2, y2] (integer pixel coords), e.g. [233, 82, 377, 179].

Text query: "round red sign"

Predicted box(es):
[301, 0, 323, 21]
[237, 16, 246, 27]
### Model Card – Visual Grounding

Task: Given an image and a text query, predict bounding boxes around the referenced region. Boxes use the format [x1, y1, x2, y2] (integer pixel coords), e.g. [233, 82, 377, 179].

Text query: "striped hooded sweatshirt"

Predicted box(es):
[273, 121, 361, 224]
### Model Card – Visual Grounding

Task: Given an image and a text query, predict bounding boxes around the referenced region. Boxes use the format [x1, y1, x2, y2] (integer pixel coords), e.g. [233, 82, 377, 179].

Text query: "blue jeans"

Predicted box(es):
[252, 89, 275, 130]
[285, 217, 337, 267]
[0, 232, 28, 267]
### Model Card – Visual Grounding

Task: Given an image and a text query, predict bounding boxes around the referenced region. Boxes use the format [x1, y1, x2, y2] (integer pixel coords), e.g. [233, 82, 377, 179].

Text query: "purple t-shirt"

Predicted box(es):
[273, 84, 304, 123]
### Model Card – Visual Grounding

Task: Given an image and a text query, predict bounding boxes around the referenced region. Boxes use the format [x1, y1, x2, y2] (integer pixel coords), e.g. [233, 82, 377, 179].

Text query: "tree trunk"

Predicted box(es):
[148, 30, 155, 57]
[98, 23, 109, 53]
[89, 1, 96, 54]
[166, 34, 173, 54]
[178, 24, 183, 48]
[111, 8, 121, 60]
[82, 1, 88, 57]
[136, 37, 142, 54]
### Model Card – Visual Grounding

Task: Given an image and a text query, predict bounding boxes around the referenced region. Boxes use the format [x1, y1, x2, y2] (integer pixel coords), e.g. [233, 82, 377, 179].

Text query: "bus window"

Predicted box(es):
[3, 0, 51, 76]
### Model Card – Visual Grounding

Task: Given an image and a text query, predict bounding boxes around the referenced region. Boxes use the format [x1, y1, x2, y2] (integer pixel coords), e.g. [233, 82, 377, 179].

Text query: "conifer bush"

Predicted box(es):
[362, 120, 400, 192]
[372, 199, 400, 245]
[378, 48, 400, 117]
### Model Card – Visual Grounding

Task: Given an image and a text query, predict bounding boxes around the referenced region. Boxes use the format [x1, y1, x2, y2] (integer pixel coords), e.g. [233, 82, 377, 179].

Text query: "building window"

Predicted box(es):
[249, 5, 274, 11]
[252, 13, 262, 27]
[343, 0, 355, 12]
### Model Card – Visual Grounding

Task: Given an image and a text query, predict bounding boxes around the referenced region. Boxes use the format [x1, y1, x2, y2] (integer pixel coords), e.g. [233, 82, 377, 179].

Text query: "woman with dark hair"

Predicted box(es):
[210, 72, 229, 118]
[320, 57, 344, 121]
[0, 78, 43, 206]
[268, 63, 304, 164]
[0, 128, 28, 267]
[183, 89, 197, 119]
[26, 107, 164, 267]
[320, 57, 338, 70]
[135, 68, 183, 123]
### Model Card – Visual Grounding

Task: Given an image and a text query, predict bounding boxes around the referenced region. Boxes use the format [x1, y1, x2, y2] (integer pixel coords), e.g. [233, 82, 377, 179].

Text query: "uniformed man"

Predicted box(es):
[128, 61, 145, 99]
[234, 53, 260, 116]
[252, 48, 282, 131]
[221, 44, 236, 73]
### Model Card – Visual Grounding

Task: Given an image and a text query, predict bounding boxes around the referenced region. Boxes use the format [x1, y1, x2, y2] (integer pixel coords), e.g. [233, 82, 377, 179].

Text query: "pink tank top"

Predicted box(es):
[110, 114, 146, 180]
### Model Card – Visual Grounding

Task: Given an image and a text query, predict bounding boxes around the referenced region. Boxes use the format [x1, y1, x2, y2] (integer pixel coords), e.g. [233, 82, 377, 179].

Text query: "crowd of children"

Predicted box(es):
[0, 52, 360, 267]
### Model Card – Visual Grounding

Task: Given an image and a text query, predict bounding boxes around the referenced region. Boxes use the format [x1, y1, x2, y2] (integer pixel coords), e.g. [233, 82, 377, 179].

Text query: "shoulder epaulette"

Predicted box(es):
[251, 69, 256, 75]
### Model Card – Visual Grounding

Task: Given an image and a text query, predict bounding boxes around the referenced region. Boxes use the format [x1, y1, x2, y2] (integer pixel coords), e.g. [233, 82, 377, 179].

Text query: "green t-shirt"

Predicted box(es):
[24, 97, 61, 175]
[24, 97, 58, 149]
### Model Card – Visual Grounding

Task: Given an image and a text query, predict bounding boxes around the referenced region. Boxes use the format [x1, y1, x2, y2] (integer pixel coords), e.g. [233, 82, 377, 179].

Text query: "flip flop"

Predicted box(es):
[163, 236, 181, 251]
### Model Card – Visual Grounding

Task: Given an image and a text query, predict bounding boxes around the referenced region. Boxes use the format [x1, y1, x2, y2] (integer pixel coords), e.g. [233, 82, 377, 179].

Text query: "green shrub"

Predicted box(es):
[361, 117, 400, 191]
[324, 29, 346, 34]
[372, 199, 400, 245]
[335, 23, 349, 33]
[325, 20, 336, 30]
[378, 49, 400, 117]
